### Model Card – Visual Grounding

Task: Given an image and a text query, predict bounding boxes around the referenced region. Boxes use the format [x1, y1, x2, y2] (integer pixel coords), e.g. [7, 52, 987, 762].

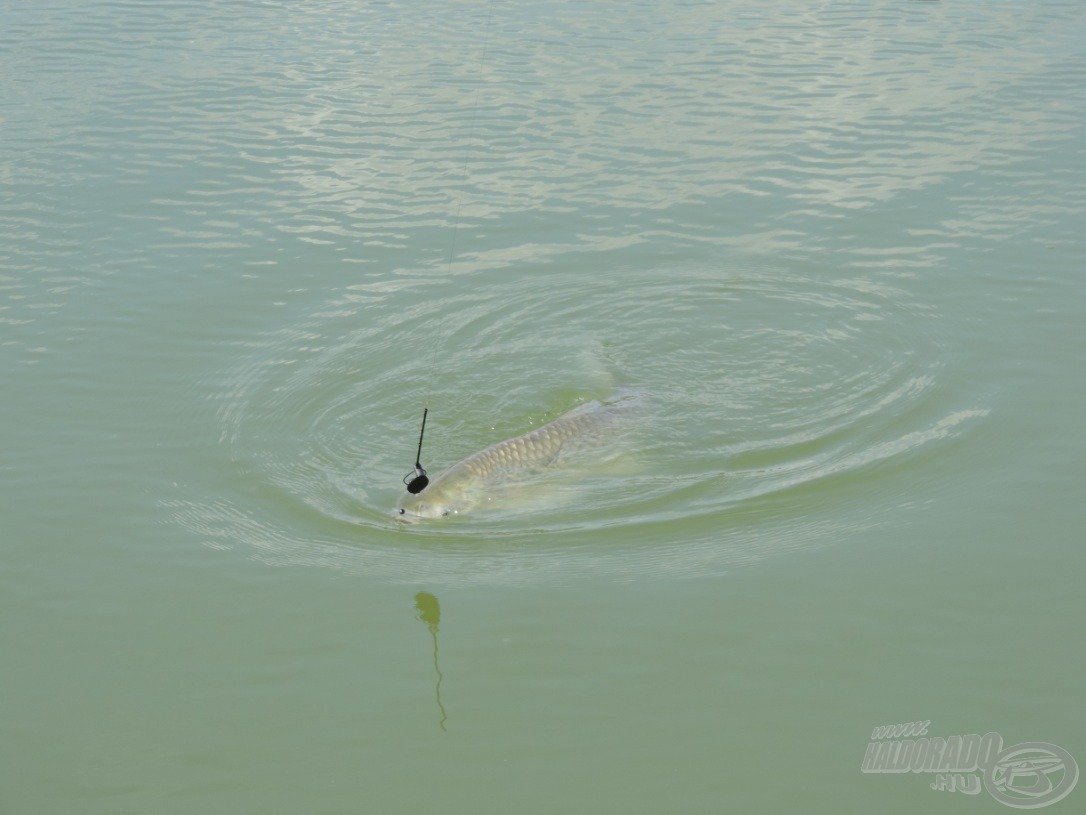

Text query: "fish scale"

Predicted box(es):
[396, 390, 642, 520]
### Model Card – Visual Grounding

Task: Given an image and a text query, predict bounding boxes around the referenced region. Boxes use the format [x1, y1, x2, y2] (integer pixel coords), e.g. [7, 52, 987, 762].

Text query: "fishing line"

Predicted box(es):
[403, 407, 429, 493]
[402, 1, 496, 494]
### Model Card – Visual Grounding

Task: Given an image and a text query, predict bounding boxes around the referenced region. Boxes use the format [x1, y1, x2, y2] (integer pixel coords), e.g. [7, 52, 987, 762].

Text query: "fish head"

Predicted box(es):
[395, 487, 460, 521]
[395, 497, 452, 521]
[395, 464, 481, 521]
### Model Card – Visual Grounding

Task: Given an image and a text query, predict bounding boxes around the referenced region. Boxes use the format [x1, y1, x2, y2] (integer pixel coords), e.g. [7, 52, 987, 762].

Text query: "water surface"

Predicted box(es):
[2, 1, 1084, 812]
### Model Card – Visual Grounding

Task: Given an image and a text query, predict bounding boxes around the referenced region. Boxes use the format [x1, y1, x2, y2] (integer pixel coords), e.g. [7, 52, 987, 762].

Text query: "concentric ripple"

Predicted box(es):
[169, 259, 986, 584]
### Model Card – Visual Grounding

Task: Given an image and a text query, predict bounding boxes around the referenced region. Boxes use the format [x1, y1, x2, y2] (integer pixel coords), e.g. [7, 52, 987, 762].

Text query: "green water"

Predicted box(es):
[3, 1, 1084, 812]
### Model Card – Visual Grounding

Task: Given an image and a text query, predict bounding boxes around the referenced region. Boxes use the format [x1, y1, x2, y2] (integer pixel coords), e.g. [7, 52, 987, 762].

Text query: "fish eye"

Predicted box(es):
[398, 508, 405, 515]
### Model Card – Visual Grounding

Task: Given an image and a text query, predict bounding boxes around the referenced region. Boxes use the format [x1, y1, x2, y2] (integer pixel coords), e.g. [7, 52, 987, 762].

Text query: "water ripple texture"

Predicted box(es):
[3, 0, 1079, 582]
[178, 259, 987, 583]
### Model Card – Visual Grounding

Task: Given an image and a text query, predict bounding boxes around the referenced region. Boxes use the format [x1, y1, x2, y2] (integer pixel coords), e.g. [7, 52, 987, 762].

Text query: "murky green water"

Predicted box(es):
[3, 1, 1084, 812]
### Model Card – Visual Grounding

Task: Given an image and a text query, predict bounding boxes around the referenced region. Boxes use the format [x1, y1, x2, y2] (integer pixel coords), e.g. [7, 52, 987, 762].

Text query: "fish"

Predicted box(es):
[395, 389, 643, 520]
